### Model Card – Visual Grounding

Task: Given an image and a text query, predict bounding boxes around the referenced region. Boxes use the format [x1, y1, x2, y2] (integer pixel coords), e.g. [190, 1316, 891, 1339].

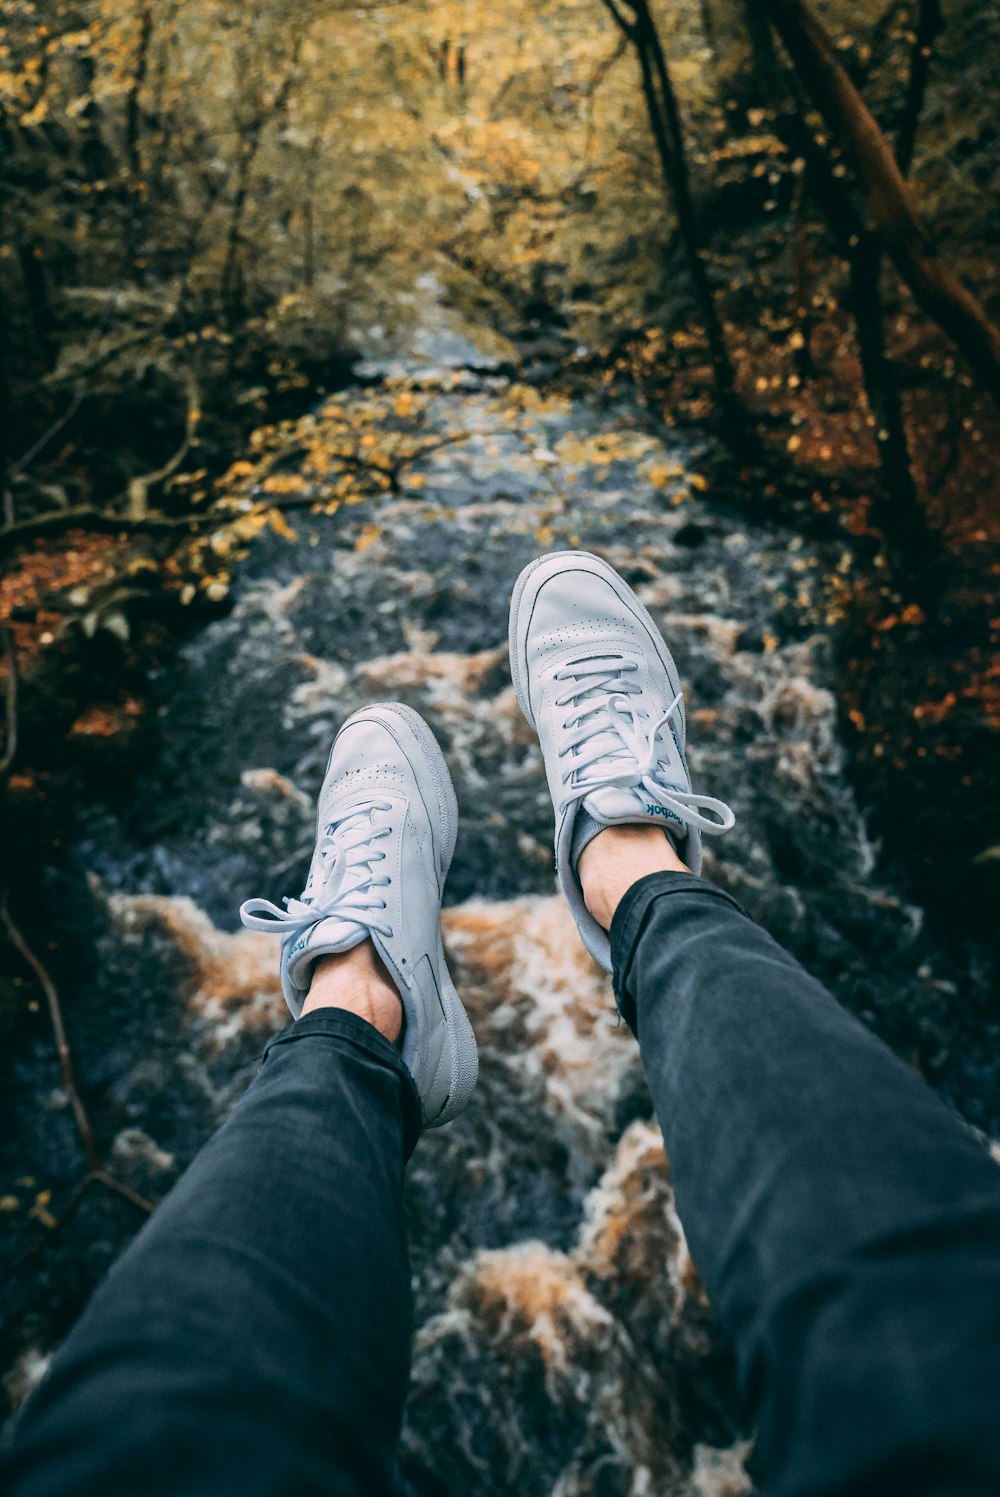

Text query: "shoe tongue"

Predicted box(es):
[286, 914, 368, 992]
[582, 784, 648, 821]
[573, 715, 672, 824]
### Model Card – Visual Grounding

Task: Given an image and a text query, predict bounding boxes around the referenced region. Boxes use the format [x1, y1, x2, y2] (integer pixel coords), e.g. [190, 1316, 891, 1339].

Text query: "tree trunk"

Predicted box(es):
[125, 2, 155, 279]
[761, 0, 1000, 392]
[603, 0, 751, 456]
[897, 0, 943, 177]
[743, 3, 930, 564]
[17, 244, 58, 370]
[847, 235, 933, 563]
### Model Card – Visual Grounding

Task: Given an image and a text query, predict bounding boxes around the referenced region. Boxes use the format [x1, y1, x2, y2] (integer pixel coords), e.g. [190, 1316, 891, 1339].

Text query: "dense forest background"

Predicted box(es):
[1, 0, 998, 1482]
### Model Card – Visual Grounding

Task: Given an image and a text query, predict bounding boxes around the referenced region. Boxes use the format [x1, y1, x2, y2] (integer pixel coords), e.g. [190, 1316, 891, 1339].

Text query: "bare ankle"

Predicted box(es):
[300, 941, 404, 1044]
[577, 824, 690, 932]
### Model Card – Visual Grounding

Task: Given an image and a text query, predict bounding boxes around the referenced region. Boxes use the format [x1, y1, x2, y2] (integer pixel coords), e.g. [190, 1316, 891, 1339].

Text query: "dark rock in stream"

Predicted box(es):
[1, 366, 996, 1495]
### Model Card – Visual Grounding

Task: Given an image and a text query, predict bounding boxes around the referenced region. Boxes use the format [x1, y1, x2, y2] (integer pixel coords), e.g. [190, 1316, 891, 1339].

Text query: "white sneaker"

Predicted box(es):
[509, 551, 735, 970]
[240, 703, 478, 1128]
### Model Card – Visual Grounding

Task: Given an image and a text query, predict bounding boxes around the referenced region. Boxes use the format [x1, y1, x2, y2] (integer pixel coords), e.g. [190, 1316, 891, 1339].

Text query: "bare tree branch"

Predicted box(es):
[0, 505, 219, 559]
[126, 372, 201, 520]
[221, 37, 304, 313]
[0, 627, 18, 777]
[8, 387, 87, 484]
[743, 10, 930, 562]
[762, 0, 1000, 392]
[602, 0, 751, 454]
[0, 1166, 154, 1288]
[0, 894, 156, 1286]
[602, 0, 636, 40]
[2, 897, 100, 1172]
[897, 0, 943, 177]
[9, 287, 123, 485]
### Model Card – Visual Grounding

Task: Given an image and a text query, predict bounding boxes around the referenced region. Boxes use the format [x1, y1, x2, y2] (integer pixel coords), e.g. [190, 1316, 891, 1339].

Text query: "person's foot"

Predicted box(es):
[508, 550, 735, 970]
[240, 703, 478, 1128]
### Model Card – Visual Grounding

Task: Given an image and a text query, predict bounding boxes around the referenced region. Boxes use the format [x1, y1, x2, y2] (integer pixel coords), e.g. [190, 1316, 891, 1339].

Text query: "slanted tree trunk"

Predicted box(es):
[16, 243, 57, 371]
[125, 2, 155, 280]
[897, 0, 943, 177]
[760, 0, 1000, 392]
[126, 3, 154, 181]
[603, 0, 751, 456]
[743, 7, 931, 564]
[847, 234, 922, 529]
[0, 262, 12, 525]
[791, 174, 816, 381]
[221, 41, 303, 317]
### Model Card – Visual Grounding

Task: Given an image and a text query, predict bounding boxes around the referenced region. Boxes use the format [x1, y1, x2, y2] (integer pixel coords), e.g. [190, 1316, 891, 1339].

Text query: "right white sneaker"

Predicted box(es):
[508, 550, 735, 971]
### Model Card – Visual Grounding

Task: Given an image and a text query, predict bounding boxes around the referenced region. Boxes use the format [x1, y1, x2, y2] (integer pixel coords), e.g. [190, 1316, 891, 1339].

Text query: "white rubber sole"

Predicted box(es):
[339, 702, 478, 1129]
[433, 939, 480, 1128]
[508, 549, 688, 748]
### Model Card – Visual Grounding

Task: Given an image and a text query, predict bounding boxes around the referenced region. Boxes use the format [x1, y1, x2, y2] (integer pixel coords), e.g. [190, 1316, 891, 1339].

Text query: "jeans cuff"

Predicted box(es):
[262, 1010, 423, 1157]
[610, 870, 749, 1033]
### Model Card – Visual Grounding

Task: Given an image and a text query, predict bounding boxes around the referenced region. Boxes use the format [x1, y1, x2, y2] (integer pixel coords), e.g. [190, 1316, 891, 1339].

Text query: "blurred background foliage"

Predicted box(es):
[2, 0, 997, 518]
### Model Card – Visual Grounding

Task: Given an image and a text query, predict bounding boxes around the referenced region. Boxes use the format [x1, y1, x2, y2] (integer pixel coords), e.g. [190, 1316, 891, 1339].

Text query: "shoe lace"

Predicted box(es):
[239, 802, 395, 939]
[554, 654, 735, 835]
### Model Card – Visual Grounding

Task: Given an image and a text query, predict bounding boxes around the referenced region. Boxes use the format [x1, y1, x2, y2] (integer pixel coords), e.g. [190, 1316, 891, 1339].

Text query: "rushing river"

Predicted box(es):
[3, 353, 997, 1495]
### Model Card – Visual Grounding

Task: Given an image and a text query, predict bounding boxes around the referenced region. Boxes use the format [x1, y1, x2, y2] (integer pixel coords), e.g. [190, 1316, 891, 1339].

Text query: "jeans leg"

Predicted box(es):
[612, 871, 1000, 1497]
[1, 1010, 421, 1497]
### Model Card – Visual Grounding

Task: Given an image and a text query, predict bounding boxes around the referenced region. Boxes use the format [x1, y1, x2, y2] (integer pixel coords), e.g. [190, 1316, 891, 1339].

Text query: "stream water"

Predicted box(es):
[3, 350, 997, 1495]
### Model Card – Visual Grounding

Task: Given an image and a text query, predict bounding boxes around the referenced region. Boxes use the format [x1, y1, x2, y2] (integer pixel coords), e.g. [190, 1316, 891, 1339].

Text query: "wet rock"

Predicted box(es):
[403, 1121, 744, 1493]
[108, 1129, 176, 1196]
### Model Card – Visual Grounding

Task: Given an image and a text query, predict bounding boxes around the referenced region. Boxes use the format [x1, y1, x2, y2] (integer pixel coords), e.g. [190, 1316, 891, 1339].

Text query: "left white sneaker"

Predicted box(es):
[240, 702, 478, 1128]
[508, 550, 735, 971]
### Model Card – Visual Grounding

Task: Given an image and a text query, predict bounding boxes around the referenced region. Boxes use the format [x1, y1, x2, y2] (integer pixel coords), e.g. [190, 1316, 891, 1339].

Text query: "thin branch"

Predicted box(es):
[220, 38, 304, 313]
[126, 2, 155, 182]
[0, 1167, 153, 1289]
[744, 19, 928, 559]
[0, 505, 222, 559]
[9, 288, 122, 482]
[41, 327, 155, 391]
[126, 371, 201, 519]
[2, 897, 100, 1171]
[0, 1175, 95, 1288]
[604, 0, 750, 453]
[91, 1168, 156, 1215]
[602, 0, 636, 40]
[584, 31, 629, 98]
[7, 385, 87, 482]
[897, 0, 943, 177]
[0, 898, 156, 1288]
[0, 627, 18, 777]
[488, 72, 518, 120]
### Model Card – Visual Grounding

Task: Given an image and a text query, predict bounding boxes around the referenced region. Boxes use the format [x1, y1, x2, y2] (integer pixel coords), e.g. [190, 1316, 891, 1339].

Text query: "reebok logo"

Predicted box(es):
[646, 803, 682, 824]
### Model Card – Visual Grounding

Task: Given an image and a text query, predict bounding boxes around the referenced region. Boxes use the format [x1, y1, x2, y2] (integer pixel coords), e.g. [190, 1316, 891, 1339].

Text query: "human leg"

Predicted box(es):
[1, 1006, 419, 1497]
[3, 703, 479, 1496]
[512, 550, 1000, 1497]
[602, 855, 1000, 1497]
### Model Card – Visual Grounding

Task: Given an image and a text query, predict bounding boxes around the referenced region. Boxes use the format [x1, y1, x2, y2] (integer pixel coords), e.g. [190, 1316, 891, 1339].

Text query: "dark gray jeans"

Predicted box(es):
[5, 872, 1000, 1495]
